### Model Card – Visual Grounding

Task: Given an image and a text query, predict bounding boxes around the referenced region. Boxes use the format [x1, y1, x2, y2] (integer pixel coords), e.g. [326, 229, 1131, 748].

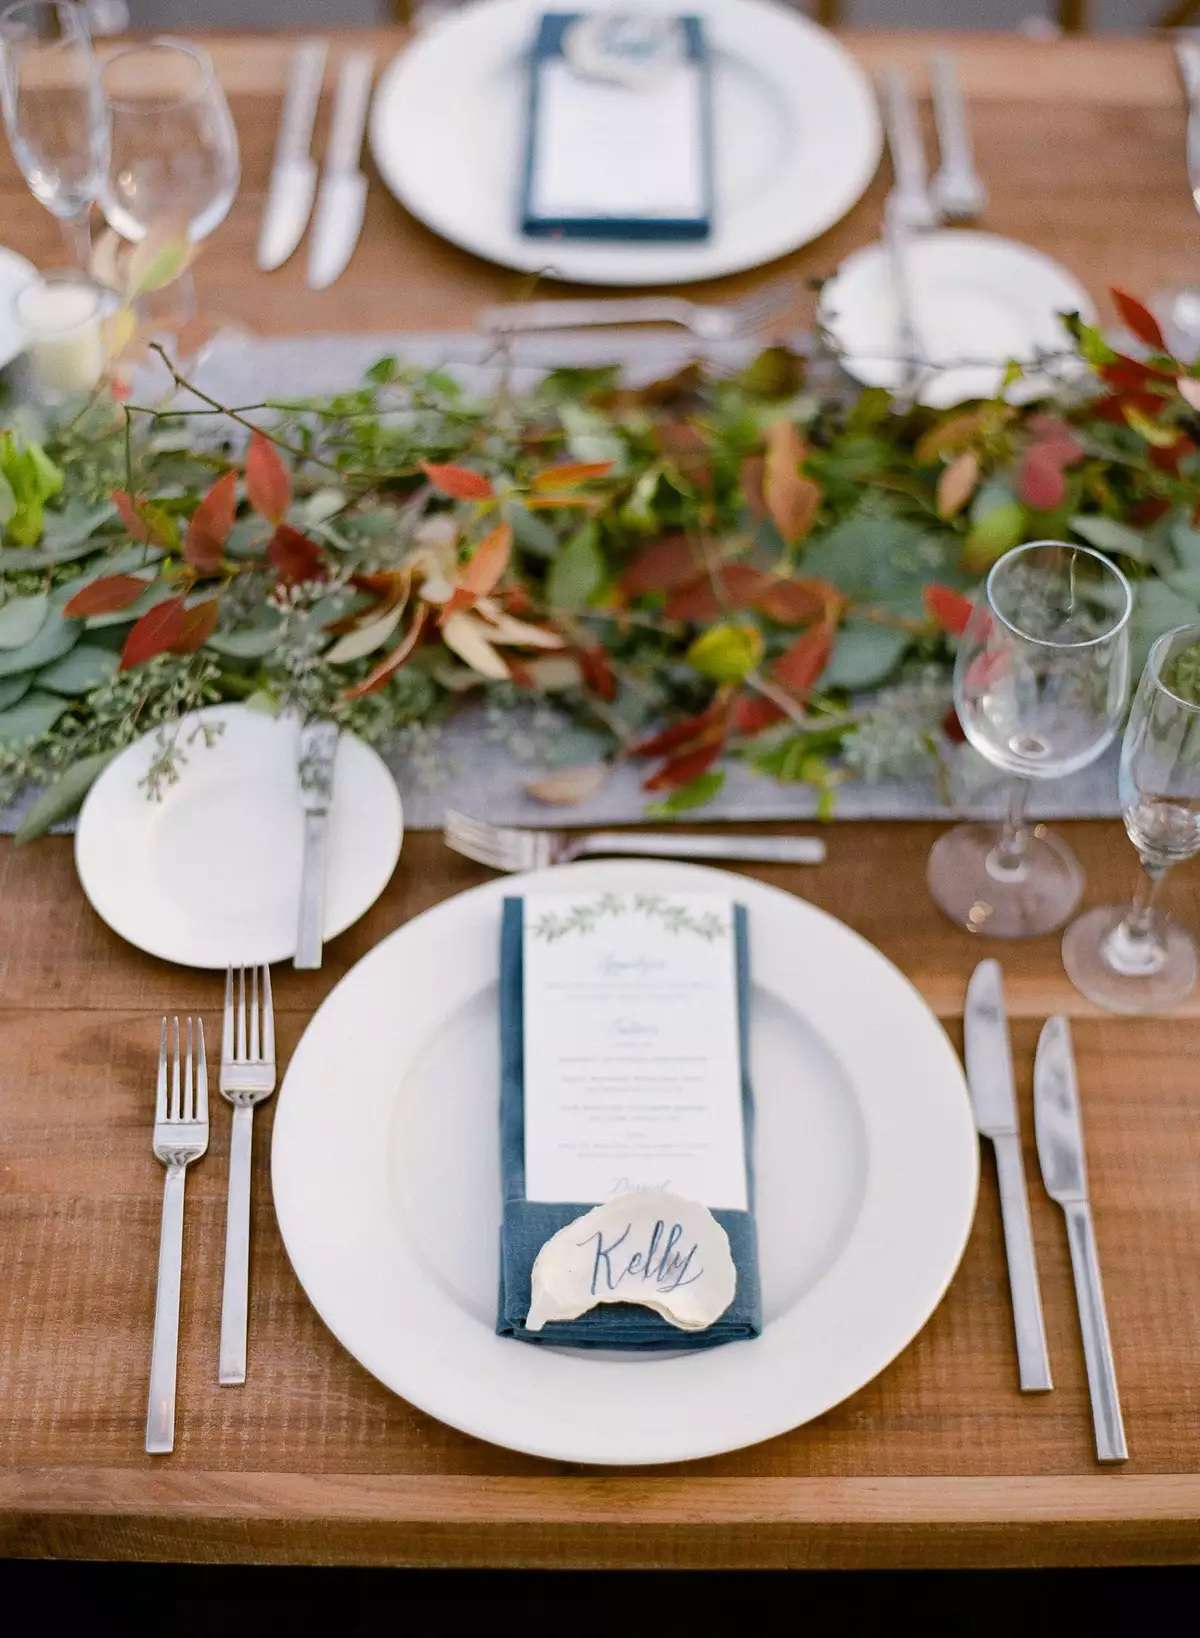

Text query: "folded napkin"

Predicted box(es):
[496, 896, 762, 1348]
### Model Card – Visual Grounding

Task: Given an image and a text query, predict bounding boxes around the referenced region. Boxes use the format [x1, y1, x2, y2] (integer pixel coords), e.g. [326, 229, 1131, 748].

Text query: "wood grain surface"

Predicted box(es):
[3, 26, 1200, 1571]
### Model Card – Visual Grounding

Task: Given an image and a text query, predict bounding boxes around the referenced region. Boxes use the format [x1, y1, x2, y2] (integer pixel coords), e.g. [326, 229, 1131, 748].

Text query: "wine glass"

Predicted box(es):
[1062, 624, 1200, 1012]
[0, 0, 106, 264]
[928, 541, 1132, 939]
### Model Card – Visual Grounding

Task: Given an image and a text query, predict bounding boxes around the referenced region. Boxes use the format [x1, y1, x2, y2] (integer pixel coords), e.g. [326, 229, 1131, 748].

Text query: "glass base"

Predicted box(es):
[927, 822, 1084, 939]
[1062, 904, 1198, 1014]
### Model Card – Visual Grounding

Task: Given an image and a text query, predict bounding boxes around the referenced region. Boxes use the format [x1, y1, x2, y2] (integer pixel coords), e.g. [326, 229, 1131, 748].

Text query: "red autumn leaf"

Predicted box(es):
[643, 740, 723, 793]
[441, 521, 513, 619]
[941, 706, 967, 744]
[112, 489, 176, 547]
[1092, 388, 1163, 425]
[754, 576, 841, 626]
[772, 625, 834, 697]
[924, 584, 974, 636]
[62, 573, 151, 618]
[664, 564, 773, 621]
[1025, 414, 1086, 463]
[1149, 435, 1196, 474]
[244, 431, 292, 523]
[578, 644, 617, 702]
[343, 604, 430, 699]
[171, 598, 220, 653]
[763, 420, 821, 545]
[631, 699, 727, 759]
[421, 460, 495, 500]
[184, 469, 237, 572]
[119, 595, 187, 670]
[1017, 446, 1067, 511]
[1111, 287, 1166, 353]
[1130, 496, 1172, 527]
[504, 584, 532, 615]
[654, 421, 713, 491]
[618, 534, 706, 598]
[1099, 357, 1174, 394]
[740, 454, 766, 523]
[936, 449, 981, 520]
[732, 691, 786, 735]
[530, 461, 614, 491]
[267, 523, 327, 585]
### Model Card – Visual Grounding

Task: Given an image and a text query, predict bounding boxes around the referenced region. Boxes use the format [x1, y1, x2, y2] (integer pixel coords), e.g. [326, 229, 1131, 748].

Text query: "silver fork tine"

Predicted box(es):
[183, 1018, 194, 1122]
[249, 967, 260, 1061]
[237, 967, 247, 1062]
[196, 1019, 207, 1123]
[170, 1016, 181, 1121]
[446, 809, 508, 846]
[262, 966, 274, 1062]
[222, 966, 235, 1065]
[156, 1018, 168, 1122]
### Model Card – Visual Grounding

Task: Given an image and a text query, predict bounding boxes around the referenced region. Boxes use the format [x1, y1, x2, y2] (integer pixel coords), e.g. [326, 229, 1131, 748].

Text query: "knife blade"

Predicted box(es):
[307, 50, 374, 291]
[257, 39, 327, 273]
[964, 960, 1053, 1392]
[294, 719, 339, 970]
[1035, 1016, 1128, 1462]
[1177, 39, 1200, 212]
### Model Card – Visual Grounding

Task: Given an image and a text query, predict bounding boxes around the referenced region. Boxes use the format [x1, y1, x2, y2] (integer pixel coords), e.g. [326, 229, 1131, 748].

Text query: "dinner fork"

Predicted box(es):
[929, 53, 988, 223]
[476, 276, 798, 343]
[146, 1016, 209, 1457]
[445, 809, 826, 872]
[218, 965, 276, 1386]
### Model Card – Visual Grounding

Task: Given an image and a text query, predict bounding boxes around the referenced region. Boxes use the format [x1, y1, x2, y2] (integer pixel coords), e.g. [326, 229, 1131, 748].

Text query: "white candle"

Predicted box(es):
[16, 276, 107, 400]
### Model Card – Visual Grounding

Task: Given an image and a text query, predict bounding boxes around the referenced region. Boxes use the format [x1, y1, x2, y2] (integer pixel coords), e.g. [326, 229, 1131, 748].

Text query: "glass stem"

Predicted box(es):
[59, 206, 93, 269]
[988, 781, 1031, 880]
[1103, 858, 1171, 978]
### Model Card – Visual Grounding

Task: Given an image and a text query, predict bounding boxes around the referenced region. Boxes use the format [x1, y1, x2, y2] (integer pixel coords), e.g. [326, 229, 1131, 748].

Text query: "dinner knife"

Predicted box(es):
[1034, 1015, 1128, 1463]
[964, 960, 1053, 1392]
[257, 39, 328, 273]
[1176, 38, 1200, 211]
[294, 719, 339, 970]
[307, 50, 375, 291]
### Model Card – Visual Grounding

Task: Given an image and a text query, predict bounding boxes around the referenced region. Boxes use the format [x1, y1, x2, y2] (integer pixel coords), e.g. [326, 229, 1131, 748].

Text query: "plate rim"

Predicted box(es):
[368, 0, 882, 286]
[271, 858, 979, 1466]
[0, 245, 37, 370]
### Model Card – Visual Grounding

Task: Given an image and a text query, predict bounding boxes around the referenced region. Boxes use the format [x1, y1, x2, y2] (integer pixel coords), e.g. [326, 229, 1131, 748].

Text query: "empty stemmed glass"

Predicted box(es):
[0, 0, 106, 264]
[928, 541, 1132, 939]
[1063, 624, 1200, 1012]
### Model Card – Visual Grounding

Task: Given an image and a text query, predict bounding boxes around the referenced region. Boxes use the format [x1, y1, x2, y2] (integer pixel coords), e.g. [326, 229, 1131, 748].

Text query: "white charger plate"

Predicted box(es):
[272, 859, 978, 1466]
[819, 230, 1096, 409]
[0, 245, 36, 370]
[75, 705, 403, 968]
[369, 0, 881, 286]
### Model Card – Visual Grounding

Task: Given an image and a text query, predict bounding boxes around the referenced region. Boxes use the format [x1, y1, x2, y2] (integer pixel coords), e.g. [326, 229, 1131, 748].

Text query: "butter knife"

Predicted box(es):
[1034, 1016, 1128, 1463]
[964, 960, 1053, 1392]
[257, 39, 327, 272]
[307, 50, 374, 291]
[294, 719, 339, 970]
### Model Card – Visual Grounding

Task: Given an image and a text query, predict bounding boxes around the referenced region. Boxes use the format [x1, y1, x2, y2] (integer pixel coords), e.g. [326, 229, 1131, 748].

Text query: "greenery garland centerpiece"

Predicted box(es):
[0, 285, 1198, 839]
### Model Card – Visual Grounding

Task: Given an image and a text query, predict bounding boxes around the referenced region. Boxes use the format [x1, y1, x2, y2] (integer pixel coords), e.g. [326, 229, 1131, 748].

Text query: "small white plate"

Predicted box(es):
[820, 231, 1096, 408]
[272, 859, 978, 1467]
[369, 0, 881, 286]
[75, 705, 403, 968]
[0, 245, 36, 370]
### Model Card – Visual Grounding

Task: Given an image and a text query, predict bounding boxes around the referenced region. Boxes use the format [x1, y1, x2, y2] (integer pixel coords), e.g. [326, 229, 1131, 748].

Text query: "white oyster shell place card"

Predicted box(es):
[526, 1190, 737, 1334]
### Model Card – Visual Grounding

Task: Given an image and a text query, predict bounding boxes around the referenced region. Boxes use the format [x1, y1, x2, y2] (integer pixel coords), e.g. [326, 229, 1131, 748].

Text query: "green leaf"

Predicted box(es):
[0, 688, 71, 744]
[546, 520, 605, 607]
[559, 401, 626, 468]
[14, 749, 119, 842]
[0, 593, 50, 651]
[0, 673, 32, 710]
[1131, 579, 1200, 673]
[36, 643, 119, 695]
[365, 354, 399, 385]
[504, 500, 558, 560]
[1171, 517, 1200, 571]
[802, 505, 967, 619]
[646, 769, 726, 816]
[686, 621, 764, 682]
[0, 501, 119, 567]
[205, 612, 284, 659]
[26, 442, 63, 501]
[1070, 515, 1148, 560]
[0, 469, 14, 528]
[300, 488, 348, 526]
[818, 620, 908, 691]
[0, 611, 80, 677]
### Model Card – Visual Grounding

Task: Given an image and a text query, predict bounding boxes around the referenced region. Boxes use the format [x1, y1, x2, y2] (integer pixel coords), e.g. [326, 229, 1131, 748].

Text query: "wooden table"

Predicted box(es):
[3, 28, 1200, 1572]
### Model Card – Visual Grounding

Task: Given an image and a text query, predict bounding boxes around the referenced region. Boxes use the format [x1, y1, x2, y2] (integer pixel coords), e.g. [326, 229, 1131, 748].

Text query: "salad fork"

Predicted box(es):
[146, 1016, 209, 1456]
[476, 276, 798, 343]
[218, 965, 276, 1386]
[444, 809, 826, 872]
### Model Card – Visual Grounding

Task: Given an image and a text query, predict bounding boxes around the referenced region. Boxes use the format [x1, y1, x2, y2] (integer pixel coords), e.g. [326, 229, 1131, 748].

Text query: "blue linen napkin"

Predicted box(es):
[496, 896, 762, 1348]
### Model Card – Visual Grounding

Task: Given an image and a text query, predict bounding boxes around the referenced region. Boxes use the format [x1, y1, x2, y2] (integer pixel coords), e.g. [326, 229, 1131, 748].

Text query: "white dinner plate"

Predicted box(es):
[369, 0, 881, 286]
[272, 859, 978, 1466]
[0, 244, 36, 370]
[75, 705, 403, 968]
[820, 231, 1096, 409]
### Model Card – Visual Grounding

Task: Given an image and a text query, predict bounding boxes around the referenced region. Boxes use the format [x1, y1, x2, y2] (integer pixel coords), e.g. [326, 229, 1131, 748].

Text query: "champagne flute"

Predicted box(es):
[1063, 624, 1200, 1012]
[0, 0, 106, 265]
[928, 541, 1132, 939]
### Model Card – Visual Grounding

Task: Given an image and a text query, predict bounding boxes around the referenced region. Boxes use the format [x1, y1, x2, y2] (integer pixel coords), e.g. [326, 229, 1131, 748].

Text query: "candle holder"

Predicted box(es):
[13, 268, 114, 405]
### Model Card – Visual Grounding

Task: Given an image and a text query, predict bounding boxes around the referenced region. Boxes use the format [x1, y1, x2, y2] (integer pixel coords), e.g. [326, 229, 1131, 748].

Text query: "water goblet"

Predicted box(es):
[927, 540, 1132, 939]
[1062, 623, 1200, 1012]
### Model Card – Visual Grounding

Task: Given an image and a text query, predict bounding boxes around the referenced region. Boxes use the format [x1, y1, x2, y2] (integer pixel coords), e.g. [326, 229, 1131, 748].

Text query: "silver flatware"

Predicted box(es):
[964, 960, 1053, 1393]
[307, 49, 374, 290]
[1034, 1015, 1128, 1463]
[294, 718, 339, 971]
[146, 1016, 209, 1456]
[258, 38, 327, 273]
[444, 809, 826, 872]
[881, 68, 938, 231]
[1177, 38, 1200, 211]
[218, 965, 277, 1386]
[882, 196, 923, 412]
[477, 276, 796, 343]
[929, 52, 987, 222]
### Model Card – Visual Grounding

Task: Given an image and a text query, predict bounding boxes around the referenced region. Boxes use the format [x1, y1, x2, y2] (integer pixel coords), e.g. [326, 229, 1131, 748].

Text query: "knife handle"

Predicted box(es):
[327, 50, 375, 174]
[992, 1132, 1054, 1392]
[294, 809, 328, 970]
[278, 38, 327, 163]
[1064, 1200, 1128, 1462]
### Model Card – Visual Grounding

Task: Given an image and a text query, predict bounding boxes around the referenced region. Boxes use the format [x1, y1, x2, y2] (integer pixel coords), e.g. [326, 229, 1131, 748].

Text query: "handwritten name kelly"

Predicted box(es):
[582, 1216, 703, 1296]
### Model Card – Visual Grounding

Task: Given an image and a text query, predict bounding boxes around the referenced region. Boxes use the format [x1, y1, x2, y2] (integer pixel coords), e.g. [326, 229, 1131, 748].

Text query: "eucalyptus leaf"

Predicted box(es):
[0, 501, 118, 567]
[14, 748, 119, 842]
[504, 500, 558, 560]
[1171, 517, 1200, 571]
[558, 401, 626, 468]
[206, 612, 283, 659]
[1070, 515, 1148, 560]
[223, 515, 269, 560]
[1131, 580, 1200, 673]
[0, 673, 32, 710]
[0, 611, 80, 677]
[819, 620, 909, 691]
[0, 593, 49, 651]
[0, 688, 71, 744]
[301, 487, 348, 525]
[546, 521, 605, 608]
[802, 506, 966, 619]
[37, 643, 119, 695]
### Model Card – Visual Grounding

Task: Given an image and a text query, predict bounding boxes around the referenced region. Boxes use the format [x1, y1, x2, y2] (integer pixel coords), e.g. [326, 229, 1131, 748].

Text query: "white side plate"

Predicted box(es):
[0, 244, 37, 370]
